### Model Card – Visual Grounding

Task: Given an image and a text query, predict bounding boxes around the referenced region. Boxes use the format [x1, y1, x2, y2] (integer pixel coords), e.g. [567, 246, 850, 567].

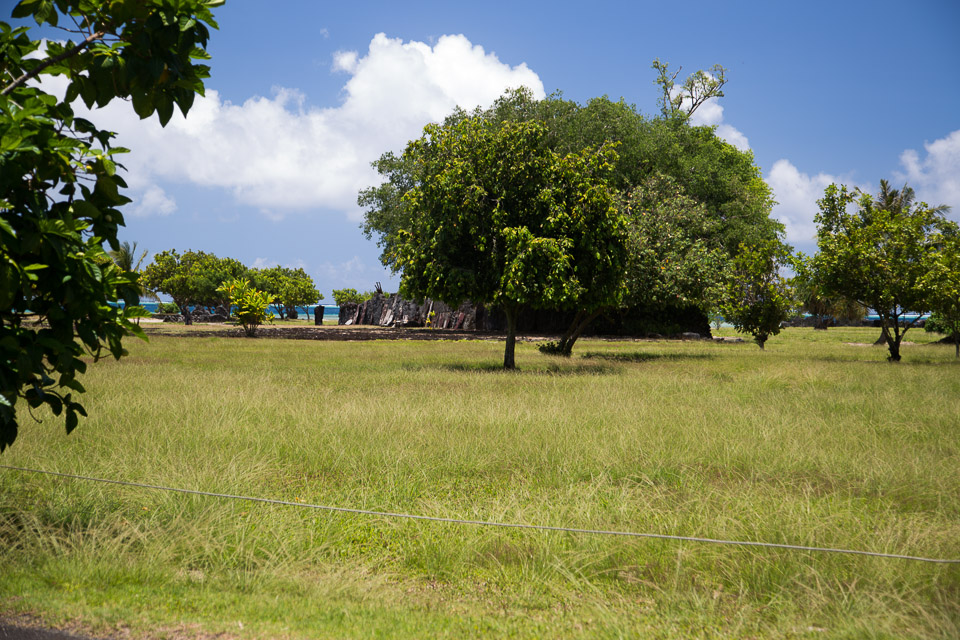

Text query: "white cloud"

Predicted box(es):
[74, 33, 545, 220]
[332, 50, 358, 73]
[316, 255, 399, 294]
[127, 184, 177, 217]
[251, 257, 308, 271]
[895, 129, 960, 220]
[715, 124, 750, 152]
[766, 159, 863, 250]
[680, 91, 750, 151]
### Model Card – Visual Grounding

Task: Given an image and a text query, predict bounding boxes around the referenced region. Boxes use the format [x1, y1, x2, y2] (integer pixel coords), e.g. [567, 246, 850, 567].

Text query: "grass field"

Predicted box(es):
[1, 327, 958, 639]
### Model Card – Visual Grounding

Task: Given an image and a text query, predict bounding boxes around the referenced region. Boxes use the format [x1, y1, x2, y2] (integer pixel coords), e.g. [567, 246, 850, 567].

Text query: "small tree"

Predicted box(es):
[252, 266, 320, 320]
[721, 240, 794, 349]
[141, 250, 244, 324]
[217, 279, 272, 337]
[814, 183, 952, 361]
[396, 116, 625, 369]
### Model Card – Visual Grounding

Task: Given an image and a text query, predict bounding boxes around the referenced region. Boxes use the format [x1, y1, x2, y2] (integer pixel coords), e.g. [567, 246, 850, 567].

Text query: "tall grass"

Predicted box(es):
[1, 328, 958, 638]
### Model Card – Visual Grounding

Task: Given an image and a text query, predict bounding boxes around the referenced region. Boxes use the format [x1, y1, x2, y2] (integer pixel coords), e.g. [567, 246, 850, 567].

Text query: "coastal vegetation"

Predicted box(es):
[141, 250, 321, 325]
[0, 328, 957, 638]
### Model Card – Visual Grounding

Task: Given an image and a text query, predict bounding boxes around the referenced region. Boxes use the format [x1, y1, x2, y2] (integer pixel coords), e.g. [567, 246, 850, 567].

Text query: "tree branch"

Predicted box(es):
[1, 29, 106, 97]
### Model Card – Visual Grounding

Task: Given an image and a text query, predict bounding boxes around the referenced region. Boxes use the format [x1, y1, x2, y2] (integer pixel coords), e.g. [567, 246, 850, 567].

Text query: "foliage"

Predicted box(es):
[331, 287, 376, 307]
[622, 175, 728, 312]
[0, 0, 220, 450]
[721, 240, 794, 349]
[153, 301, 179, 315]
[361, 80, 779, 358]
[814, 183, 955, 361]
[790, 252, 865, 329]
[252, 265, 320, 319]
[216, 278, 271, 337]
[924, 312, 957, 335]
[141, 249, 245, 323]
[921, 232, 960, 356]
[396, 115, 626, 368]
[651, 58, 727, 120]
[361, 85, 781, 277]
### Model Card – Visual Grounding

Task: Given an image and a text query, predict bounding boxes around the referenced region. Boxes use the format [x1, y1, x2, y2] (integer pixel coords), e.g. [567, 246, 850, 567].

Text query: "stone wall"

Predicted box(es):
[338, 294, 711, 338]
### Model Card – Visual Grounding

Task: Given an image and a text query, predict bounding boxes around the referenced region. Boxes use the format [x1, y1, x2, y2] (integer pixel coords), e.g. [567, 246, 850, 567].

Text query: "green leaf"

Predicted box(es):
[65, 410, 78, 434]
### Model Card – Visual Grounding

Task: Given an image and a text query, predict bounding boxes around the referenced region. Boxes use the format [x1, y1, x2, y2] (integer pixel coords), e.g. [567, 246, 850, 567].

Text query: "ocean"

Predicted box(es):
[137, 301, 340, 322]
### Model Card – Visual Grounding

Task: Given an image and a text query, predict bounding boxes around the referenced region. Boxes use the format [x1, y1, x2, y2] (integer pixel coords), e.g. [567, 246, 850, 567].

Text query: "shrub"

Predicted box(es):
[154, 302, 181, 315]
[217, 279, 272, 337]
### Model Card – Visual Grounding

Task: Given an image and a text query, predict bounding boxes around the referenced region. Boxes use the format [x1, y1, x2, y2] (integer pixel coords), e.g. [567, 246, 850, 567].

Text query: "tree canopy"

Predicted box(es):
[814, 183, 956, 361]
[0, 0, 221, 451]
[252, 265, 321, 319]
[141, 249, 245, 323]
[360, 75, 782, 351]
[395, 116, 626, 368]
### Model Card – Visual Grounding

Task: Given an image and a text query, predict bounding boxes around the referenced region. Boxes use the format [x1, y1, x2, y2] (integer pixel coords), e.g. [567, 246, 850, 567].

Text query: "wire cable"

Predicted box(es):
[2, 464, 957, 564]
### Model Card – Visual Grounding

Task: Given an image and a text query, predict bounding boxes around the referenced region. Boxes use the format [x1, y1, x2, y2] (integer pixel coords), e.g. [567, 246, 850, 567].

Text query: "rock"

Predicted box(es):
[315, 305, 324, 325]
[681, 332, 701, 340]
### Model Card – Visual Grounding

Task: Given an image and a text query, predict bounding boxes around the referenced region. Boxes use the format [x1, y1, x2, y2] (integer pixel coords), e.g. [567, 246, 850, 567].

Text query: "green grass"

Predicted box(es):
[1, 328, 958, 638]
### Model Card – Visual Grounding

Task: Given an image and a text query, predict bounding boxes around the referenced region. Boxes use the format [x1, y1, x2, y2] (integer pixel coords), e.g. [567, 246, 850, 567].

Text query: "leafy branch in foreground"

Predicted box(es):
[0, 0, 221, 451]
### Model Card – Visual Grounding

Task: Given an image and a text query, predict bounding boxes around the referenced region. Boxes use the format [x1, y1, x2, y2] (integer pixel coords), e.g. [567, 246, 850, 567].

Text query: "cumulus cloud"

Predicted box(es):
[895, 129, 960, 220]
[766, 160, 861, 250]
[685, 95, 750, 151]
[126, 184, 177, 217]
[316, 256, 398, 293]
[75, 33, 544, 220]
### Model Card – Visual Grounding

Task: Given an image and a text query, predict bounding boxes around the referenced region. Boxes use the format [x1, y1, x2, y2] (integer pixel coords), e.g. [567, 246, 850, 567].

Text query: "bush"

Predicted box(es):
[217, 279, 272, 337]
[332, 288, 377, 306]
[154, 302, 180, 315]
[924, 312, 957, 335]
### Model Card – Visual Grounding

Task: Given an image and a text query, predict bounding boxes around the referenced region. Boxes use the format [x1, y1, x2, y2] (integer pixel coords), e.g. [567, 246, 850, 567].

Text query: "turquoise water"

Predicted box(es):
[135, 301, 339, 321]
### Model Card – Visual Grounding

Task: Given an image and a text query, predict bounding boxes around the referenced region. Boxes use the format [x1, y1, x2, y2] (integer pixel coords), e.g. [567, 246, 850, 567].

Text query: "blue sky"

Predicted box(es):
[13, 0, 960, 300]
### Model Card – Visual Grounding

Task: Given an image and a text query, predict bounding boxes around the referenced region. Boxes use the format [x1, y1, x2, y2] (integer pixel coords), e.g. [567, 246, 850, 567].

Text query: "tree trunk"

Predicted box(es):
[887, 339, 901, 361]
[503, 306, 518, 370]
[884, 322, 902, 362]
[955, 333, 959, 359]
[559, 309, 602, 356]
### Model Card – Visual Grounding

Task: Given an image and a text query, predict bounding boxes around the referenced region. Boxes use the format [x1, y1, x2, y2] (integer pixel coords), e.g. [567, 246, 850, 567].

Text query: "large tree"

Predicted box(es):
[361, 77, 780, 350]
[395, 116, 627, 369]
[814, 183, 955, 361]
[1, 0, 221, 451]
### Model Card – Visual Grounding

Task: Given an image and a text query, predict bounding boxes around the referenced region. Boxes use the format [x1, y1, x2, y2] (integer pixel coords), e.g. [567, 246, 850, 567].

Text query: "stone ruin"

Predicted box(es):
[339, 294, 488, 330]
[338, 294, 712, 338]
